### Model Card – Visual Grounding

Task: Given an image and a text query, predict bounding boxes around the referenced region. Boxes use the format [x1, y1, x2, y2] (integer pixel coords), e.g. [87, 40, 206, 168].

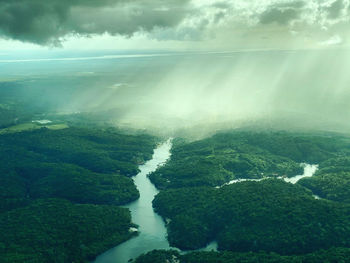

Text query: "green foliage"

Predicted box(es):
[29, 163, 140, 205]
[0, 127, 158, 262]
[153, 179, 350, 254]
[0, 199, 135, 263]
[136, 248, 350, 263]
[0, 127, 156, 176]
[0, 127, 157, 211]
[150, 131, 348, 189]
[0, 108, 17, 128]
[151, 131, 350, 254]
[300, 173, 350, 203]
[298, 157, 350, 203]
[0, 172, 30, 213]
[317, 156, 350, 174]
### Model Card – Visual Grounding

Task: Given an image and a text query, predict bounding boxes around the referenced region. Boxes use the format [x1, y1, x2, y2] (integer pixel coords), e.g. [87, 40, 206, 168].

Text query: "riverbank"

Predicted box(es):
[94, 139, 173, 263]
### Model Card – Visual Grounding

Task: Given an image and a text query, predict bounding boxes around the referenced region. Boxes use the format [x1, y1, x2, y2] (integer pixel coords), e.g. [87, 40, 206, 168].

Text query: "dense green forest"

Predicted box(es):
[149, 131, 350, 189]
[153, 179, 350, 253]
[0, 199, 135, 263]
[0, 126, 158, 262]
[135, 248, 350, 263]
[0, 107, 17, 128]
[149, 131, 350, 261]
[298, 157, 350, 203]
[0, 127, 156, 176]
[0, 127, 157, 211]
[4, 125, 350, 262]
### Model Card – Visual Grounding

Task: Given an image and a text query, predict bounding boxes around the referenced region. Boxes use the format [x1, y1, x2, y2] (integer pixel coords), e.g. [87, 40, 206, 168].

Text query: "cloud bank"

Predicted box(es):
[0, 0, 349, 48]
[0, 0, 191, 45]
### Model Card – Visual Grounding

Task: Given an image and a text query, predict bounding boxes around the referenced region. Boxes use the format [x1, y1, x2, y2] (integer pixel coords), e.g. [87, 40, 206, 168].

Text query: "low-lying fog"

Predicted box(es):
[1, 49, 350, 134]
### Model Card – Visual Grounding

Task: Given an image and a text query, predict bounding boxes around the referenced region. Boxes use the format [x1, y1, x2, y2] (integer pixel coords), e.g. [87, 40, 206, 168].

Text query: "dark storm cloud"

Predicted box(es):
[326, 0, 345, 19]
[260, 8, 298, 25]
[0, 0, 190, 45]
[211, 2, 231, 9]
[259, 1, 305, 25]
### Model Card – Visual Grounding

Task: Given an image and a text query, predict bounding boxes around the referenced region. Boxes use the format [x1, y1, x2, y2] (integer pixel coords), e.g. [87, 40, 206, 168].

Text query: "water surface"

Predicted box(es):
[222, 164, 318, 187]
[94, 139, 173, 263]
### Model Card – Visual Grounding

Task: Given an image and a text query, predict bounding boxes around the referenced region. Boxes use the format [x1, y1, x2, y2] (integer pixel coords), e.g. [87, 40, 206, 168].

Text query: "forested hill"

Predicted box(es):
[149, 131, 350, 189]
[154, 179, 350, 252]
[147, 131, 350, 262]
[0, 127, 158, 262]
[135, 248, 350, 263]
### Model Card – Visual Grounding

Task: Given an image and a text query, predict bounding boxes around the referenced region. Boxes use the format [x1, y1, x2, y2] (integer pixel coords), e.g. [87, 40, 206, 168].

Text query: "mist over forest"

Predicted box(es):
[1, 49, 350, 136]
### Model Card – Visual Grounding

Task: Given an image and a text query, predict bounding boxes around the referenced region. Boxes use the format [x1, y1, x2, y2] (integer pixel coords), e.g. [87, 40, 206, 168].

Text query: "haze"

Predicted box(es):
[1, 0, 350, 134]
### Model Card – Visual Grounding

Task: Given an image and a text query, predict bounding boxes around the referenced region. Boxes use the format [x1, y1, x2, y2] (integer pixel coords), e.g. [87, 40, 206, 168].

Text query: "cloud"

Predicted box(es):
[177, 0, 350, 49]
[259, 1, 305, 25]
[0, 0, 191, 45]
[260, 8, 299, 25]
[326, 0, 346, 19]
[319, 34, 343, 46]
[0, 0, 350, 49]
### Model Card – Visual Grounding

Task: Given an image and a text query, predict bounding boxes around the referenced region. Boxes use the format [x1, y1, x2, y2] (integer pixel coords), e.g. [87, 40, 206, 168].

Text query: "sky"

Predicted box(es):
[0, 0, 350, 51]
[1, 0, 350, 135]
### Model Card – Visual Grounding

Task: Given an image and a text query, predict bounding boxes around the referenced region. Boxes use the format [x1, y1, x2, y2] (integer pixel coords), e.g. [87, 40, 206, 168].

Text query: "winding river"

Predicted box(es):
[94, 140, 318, 263]
[94, 139, 173, 263]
